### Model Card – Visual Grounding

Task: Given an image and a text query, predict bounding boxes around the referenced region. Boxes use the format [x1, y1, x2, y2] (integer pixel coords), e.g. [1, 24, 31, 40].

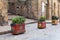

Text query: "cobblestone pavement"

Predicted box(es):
[0, 23, 60, 40]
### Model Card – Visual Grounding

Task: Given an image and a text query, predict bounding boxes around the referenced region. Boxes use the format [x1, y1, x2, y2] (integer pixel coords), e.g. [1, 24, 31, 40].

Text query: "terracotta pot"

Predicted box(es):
[52, 20, 58, 25]
[38, 21, 46, 29]
[11, 23, 25, 35]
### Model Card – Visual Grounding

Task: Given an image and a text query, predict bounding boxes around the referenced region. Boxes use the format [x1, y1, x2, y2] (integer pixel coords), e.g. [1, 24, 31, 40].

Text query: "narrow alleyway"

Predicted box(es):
[0, 0, 60, 40]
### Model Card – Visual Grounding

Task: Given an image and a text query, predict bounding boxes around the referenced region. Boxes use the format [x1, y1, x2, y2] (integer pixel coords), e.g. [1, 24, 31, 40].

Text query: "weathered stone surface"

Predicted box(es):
[31, 0, 38, 19]
[46, 0, 59, 20]
[58, 3, 60, 20]
[8, 0, 60, 20]
[0, 0, 8, 26]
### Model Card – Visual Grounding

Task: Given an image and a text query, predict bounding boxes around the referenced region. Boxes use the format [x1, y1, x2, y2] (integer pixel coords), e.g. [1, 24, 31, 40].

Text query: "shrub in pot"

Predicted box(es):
[52, 16, 58, 25]
[38, 16, 46, 29]
[11, 16, 25, 35]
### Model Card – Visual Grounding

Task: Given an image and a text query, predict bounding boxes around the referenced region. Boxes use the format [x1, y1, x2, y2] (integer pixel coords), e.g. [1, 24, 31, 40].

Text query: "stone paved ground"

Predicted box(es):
[0, 23, 60, 40]
[0, 15, 60, 40]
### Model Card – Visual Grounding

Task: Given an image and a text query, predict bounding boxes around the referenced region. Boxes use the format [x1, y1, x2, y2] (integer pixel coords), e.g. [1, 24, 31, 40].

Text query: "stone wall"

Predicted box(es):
[58, 3, 60, 20]
[8, 0, 47, 19]
[0, 0, 8, 26]
[46, 0, 59, 20]
[31, 0, 38, 19]
[14, 0, 38, 19]
[8, 0, 60, 20]
[38, 0, 47, 19]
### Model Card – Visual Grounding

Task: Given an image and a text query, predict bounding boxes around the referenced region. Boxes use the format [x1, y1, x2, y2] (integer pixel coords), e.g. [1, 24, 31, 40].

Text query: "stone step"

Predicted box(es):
[0, 26, 11, 35]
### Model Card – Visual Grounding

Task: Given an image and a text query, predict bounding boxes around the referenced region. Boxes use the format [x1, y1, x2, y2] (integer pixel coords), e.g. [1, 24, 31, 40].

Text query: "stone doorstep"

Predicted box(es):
[0, 26, 11, 35]
[0, 30, 11, 35]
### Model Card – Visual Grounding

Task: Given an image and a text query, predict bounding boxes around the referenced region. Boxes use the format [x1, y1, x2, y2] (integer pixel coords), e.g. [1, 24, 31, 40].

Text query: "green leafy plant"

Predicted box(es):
[39, 16, 46, 22]
[52, 16, 58, 20]
[12, 16, 25, 24]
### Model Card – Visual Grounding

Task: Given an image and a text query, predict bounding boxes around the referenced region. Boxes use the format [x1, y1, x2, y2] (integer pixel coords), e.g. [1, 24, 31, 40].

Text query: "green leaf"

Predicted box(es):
[39, 16, 46, 22]
[52, 16, 58, 20]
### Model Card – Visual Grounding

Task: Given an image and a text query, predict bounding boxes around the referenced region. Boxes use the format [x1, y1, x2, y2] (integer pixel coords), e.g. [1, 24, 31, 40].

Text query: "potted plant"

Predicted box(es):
[52, 16, 59, 25]
[11, 16, 25, 35]
[38, 16, 46, 29]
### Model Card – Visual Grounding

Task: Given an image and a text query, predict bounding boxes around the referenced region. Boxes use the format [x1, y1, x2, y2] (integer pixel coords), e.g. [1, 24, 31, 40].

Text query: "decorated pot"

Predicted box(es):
[38, 21, 46, 29]
[11, 23, 25, 35]
[52, 20, 58, 25]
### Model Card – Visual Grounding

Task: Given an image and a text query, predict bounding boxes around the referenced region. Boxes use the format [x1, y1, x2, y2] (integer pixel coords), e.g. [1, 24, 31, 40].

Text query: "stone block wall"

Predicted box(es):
[0, 0, 8, 26]
[46, 0, 59, 20]
[58, 3, 60, 20]
[38, 0, 47, 19]
[8, 0, 47, 20]
[14, 0, 38, 19]
[31, 0, 38, 19]
[8, 0, 60, 20]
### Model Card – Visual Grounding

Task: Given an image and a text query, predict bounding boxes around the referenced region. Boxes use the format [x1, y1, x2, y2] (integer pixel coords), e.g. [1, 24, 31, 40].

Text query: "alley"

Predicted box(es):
[0, 0, 60, 40]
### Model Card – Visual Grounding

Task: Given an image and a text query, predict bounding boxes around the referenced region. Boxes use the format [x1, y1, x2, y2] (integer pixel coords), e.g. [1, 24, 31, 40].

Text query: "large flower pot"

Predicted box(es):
[11, 23, 25, 35]
[38, 21, 46, 29]
[52, 20, 58, 25]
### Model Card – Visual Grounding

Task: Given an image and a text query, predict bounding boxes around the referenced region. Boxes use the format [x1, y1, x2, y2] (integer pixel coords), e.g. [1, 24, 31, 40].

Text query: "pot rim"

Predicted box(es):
[11, 23, 25, 26]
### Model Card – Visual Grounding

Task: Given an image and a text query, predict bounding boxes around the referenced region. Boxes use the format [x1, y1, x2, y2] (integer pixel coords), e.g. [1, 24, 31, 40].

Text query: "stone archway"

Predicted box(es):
[0, 0, 8, 26]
